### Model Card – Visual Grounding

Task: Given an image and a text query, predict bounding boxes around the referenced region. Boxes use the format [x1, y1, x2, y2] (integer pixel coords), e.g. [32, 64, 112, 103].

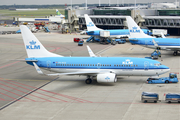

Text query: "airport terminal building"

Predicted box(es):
[65, 6, 180, 35]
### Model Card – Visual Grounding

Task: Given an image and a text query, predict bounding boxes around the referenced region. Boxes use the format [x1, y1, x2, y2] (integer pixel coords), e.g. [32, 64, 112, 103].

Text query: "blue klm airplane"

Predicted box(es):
[84, 14, 150, 39]
[126, 16, 180, 56]
[20, 25, 169, 84]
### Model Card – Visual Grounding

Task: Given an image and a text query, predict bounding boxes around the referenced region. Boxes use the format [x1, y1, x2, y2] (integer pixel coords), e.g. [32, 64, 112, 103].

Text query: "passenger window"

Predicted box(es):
[136, 65, 138, 67]
[114, 65, 116, 66]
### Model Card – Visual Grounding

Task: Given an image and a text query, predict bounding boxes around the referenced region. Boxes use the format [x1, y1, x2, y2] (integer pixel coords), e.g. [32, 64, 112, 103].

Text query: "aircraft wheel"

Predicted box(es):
[173, 52, 177, 56]
[165, 80, 169, 83]
[85, 79, 92, 84]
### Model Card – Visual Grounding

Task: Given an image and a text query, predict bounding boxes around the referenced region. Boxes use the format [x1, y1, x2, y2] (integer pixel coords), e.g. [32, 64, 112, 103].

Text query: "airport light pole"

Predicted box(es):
[135, 0, 136, 19]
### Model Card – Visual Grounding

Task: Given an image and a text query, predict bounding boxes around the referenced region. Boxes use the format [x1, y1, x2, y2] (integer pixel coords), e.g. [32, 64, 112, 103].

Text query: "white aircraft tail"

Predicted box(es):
[20, 25, 63, 58]
[126, 16, 153, 38]
[84, 14, 102, 31]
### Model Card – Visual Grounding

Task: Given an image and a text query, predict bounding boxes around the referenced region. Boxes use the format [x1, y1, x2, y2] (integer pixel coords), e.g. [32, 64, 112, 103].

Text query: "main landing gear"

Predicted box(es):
[173, 51, 178, 56]
[85, 76, 92, 84]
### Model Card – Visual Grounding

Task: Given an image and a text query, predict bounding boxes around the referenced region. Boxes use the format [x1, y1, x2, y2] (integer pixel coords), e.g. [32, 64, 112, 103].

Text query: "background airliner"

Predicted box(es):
[20, 25, 169, 84]
[84, 14, 150, 39]
[126, 16, 180, 56]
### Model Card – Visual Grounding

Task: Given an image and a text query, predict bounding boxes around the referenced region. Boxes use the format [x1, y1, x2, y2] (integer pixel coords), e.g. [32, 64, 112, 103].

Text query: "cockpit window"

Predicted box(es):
[154, 63, 162, 66]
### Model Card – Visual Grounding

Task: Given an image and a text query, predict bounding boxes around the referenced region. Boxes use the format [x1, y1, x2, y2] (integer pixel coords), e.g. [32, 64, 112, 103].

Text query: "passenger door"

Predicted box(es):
[144, 61, 149, 70]
[47, 61, 51, 68]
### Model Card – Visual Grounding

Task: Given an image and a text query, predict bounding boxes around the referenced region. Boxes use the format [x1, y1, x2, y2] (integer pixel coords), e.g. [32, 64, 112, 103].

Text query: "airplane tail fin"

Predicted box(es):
[84, 14, 102, 31]
[126, 16, 153, 38]
[56, 9, 61, 15]
[20, 25, 63, 58]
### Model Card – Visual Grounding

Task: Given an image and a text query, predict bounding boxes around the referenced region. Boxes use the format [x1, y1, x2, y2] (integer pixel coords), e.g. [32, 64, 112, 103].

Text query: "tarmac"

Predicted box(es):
[0, 32, 180, 120]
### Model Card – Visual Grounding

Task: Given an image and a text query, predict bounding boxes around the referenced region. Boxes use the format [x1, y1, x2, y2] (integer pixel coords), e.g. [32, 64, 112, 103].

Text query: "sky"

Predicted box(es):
[0, 0, 176, 5]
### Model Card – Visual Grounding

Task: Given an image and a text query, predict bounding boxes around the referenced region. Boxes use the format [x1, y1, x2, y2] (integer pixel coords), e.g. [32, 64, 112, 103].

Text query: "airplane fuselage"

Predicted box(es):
[86, 29, 149, 38]
[129, 38, 180, 51]
[26, 57, 169, 76]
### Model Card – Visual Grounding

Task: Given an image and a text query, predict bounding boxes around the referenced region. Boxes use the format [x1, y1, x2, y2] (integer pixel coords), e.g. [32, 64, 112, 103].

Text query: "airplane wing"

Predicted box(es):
[33, 62, 100, 76]
[87, 45, 97, 57]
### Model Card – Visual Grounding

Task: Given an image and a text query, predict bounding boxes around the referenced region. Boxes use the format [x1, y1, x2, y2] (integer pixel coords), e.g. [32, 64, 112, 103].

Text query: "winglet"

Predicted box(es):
[33, 62, 44, 75]
[87, 45, 97, 57]
[161, 32, 166, 38]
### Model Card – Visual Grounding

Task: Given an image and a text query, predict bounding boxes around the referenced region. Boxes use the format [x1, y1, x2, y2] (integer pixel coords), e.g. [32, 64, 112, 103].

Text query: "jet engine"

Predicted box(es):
[97, 73, 117, 83]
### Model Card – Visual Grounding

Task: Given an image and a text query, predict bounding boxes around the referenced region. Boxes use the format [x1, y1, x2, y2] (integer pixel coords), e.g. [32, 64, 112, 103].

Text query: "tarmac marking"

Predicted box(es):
[49, 47, 61, 52]
[0, 80, 51, 102]
[0, 91, 17, 100]
[95, 45, 114, 55]
[0, 83, 34, 102]
[1, 80, 65, 102]
[0, 61, 20, 69]
[11, 80, 92, 103]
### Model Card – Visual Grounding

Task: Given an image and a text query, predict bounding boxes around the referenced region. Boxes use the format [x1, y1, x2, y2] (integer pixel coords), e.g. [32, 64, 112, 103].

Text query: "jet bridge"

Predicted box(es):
[78, 15, 127, 29]
[142, 16, 180, 28]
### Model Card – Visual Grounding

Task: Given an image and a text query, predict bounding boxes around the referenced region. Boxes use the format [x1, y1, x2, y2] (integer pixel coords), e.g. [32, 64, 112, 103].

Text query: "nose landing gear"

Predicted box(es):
[173, 51, 178, 56]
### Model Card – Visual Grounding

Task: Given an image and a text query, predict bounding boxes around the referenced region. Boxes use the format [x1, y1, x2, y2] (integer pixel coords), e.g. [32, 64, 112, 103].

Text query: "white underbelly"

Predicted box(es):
[43, 68, 168, 76]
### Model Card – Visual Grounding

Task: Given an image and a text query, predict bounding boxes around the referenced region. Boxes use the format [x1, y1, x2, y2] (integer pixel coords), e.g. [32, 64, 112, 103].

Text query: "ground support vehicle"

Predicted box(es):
[141, 92, 159, 103]
[165, 93, 180, 103]
[147, 73, 178, 84]
[74, 38, 83, 42]
[78, 40, 84, 46]
[151, 50, 161, 59]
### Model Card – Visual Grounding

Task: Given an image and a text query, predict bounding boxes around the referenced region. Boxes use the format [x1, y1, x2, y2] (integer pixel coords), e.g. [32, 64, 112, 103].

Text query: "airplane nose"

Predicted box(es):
[162, 65, 170, 73]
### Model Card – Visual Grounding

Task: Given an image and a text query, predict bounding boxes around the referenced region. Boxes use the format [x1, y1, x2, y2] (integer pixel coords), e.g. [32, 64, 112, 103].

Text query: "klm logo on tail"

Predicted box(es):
[130, 26, 140, 33]
[87, 22, 94, 27]
[26, 40, 40, 49]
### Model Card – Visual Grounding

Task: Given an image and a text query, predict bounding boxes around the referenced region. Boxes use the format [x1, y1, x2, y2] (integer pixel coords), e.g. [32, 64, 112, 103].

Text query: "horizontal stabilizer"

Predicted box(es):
[10, 59, 38, 62]
[33, 62, 44, 75]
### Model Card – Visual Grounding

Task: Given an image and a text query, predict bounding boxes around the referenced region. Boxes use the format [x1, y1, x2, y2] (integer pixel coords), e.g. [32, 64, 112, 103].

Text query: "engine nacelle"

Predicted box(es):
[97, 73, 117, 83]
